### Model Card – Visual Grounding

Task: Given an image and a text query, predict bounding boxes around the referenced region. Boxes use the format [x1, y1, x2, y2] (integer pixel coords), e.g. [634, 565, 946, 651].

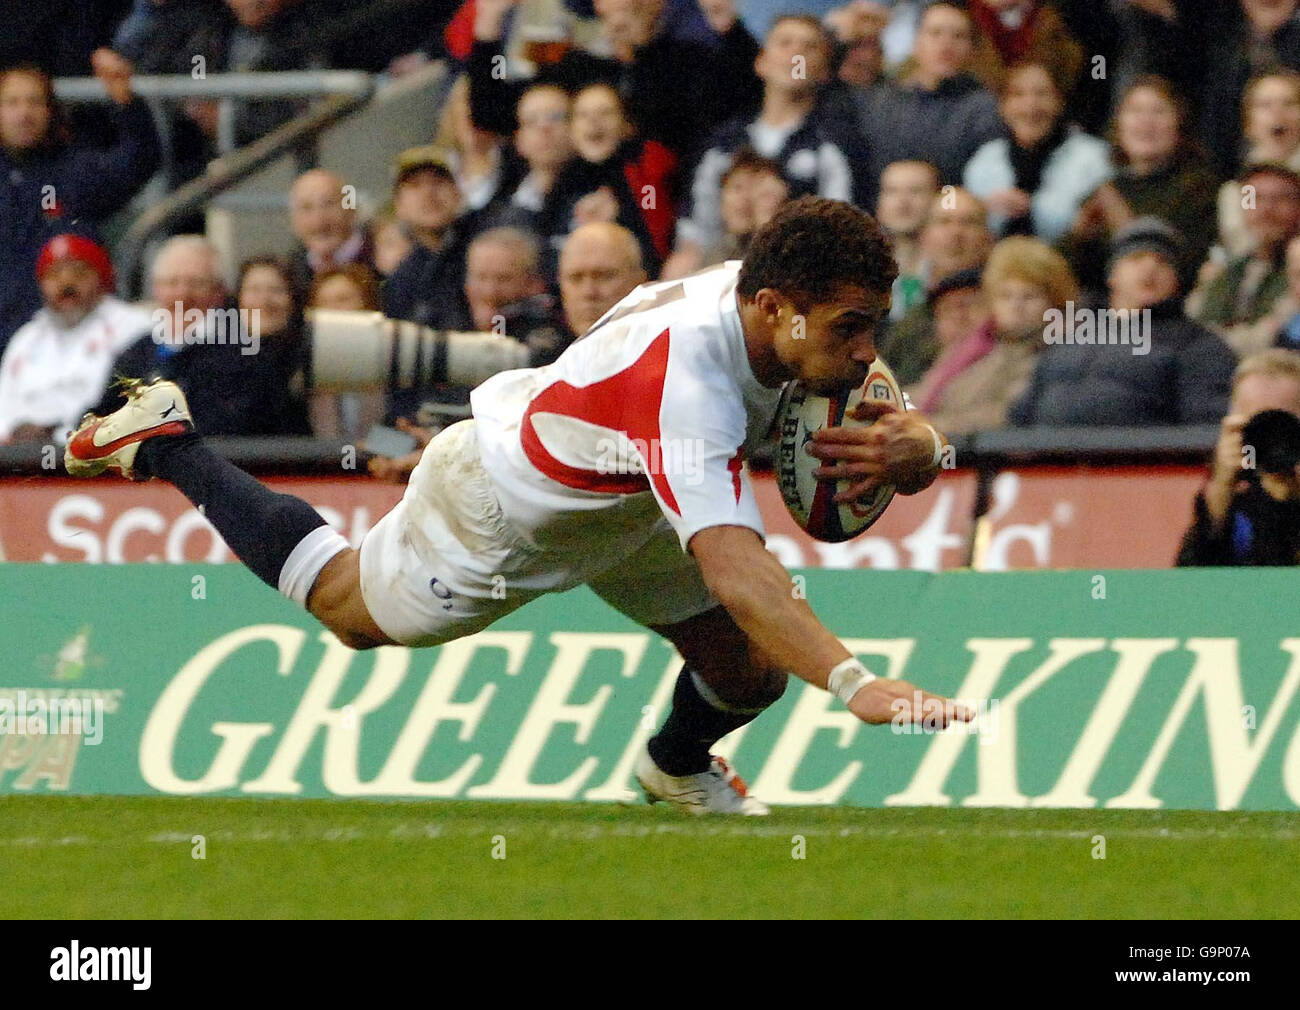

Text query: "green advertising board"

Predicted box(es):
[2, 565, 1298, 810]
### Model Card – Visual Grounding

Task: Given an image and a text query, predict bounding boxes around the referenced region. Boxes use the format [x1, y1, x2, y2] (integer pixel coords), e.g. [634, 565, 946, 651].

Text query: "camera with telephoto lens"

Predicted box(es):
[307, 310, 534, 394]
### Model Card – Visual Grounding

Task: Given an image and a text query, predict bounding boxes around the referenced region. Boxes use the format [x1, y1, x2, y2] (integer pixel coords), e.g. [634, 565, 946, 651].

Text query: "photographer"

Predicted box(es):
[1176, 349, 1300, 566]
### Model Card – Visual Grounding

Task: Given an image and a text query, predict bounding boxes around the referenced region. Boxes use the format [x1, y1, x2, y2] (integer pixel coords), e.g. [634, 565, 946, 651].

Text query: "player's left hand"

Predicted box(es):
[806, 400, 945, 501]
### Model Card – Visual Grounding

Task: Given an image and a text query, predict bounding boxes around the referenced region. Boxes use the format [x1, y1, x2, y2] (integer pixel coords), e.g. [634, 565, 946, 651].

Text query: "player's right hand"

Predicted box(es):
[847, 677, 973, 728]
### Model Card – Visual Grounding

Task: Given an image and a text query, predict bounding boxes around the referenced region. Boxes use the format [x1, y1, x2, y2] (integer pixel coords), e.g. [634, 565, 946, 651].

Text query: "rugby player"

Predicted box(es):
[65, 197, 971, 814]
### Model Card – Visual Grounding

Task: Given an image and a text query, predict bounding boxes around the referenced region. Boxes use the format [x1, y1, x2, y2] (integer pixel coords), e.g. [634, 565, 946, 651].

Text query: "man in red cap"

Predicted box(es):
[0, 235, 151, 444]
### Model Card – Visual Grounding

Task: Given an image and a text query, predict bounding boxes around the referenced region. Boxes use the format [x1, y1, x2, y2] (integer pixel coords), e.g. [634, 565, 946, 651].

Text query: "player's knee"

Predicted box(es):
[714, 665, 787, 710]
[752, 667, 788, 707]
[306, 549, 386, 650]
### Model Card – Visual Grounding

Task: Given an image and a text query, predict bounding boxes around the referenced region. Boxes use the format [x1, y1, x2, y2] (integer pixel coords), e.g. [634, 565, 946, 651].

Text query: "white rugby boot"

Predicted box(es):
[65, 378, 193, 481]
[635, 746, 770, 815]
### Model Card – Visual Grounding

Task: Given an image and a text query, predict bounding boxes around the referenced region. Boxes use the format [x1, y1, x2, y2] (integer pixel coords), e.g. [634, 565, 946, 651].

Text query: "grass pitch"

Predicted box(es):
[1, 796, 1296, 919]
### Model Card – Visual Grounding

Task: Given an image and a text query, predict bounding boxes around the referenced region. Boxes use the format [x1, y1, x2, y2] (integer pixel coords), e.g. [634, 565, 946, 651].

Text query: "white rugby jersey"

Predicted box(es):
[472, 261, 785, 553]
[0, 296, 152, 443]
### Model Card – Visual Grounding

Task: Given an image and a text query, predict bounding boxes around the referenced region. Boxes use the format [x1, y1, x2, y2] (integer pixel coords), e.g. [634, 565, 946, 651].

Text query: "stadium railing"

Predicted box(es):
[54, 71, 376, 157]
[54, 70, 384, 296]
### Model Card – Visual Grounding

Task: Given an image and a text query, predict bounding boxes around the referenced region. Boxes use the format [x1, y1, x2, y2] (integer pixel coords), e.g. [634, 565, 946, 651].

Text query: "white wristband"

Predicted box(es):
[828, 658, 877, 705]
[925, 424, 944, 467]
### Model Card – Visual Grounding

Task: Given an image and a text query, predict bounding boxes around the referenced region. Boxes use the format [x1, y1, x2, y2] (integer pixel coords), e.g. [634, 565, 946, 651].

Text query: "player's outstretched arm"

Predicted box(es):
[689, 524, 971, 727]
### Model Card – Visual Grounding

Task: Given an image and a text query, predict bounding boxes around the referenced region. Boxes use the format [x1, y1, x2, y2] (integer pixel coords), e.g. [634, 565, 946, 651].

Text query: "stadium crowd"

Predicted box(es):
[2, 0, 1300, 561]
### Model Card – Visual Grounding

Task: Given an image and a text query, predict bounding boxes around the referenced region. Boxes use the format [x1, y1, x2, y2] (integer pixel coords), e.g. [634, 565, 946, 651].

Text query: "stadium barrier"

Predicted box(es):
[2, 565, 1297, 810]
[0, 426, 1218, 568]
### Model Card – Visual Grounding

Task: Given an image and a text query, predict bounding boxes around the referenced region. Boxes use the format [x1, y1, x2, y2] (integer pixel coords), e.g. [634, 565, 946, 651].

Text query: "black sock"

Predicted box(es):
[648, 669, 772, 776]
[138, 434, 328, 590]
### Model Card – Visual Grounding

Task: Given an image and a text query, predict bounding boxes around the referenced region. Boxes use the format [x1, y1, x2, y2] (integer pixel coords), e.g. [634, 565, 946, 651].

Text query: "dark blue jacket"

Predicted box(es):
[92, 323, 312, 438]
[0, 98, 161, 351]
[1177, 483, 1300, 567]
[1008, 297, 1236, 428]
[381, 231, 474, 425]
[852, 73, 1002, 204]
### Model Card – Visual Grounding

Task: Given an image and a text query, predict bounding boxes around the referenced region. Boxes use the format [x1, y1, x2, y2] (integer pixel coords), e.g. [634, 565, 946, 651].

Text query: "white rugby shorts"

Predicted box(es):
[358, 420, 718, 646]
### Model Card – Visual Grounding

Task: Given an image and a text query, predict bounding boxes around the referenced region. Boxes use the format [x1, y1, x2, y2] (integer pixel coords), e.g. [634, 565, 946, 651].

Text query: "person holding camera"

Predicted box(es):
[1176, 348, 1300, 566]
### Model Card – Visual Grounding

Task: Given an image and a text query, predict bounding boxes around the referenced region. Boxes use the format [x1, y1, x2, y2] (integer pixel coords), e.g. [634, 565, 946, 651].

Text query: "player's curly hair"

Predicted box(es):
[737, 196, 898, 311]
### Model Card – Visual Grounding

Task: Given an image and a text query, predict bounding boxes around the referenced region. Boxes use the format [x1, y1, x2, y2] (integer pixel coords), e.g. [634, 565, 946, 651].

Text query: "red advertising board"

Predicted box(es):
[0, 465, 1206, 569]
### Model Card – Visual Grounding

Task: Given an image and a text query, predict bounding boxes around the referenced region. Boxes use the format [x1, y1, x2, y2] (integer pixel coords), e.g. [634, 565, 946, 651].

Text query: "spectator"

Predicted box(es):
[1198, 0, 1300, 179]
[287, 169, 373, 296]
[433, 74, 508, 215]
[1060, 75, 1220, 298]
[119, 0, 327, 147]
[1176, 348, 1300, 566]
[1011, 217, 1237, 427]
[370, 221, 647, 483]
[467, 0, 761, 175]
[0, 61, 160, 351]
[1048, 0, 1134, 133]
[221, 1, 326, 140]
[664, 15, 852, 279]
[111, 1, 222, 67]
[924, 266, 991, 373]
[911, 236, 1075, 435]
[0, 235, 150, 444]
[89, 236, 305, 436]
[823, 1, 887, 89]
[383, 147, 474, 330]
[558, 220, 647, 336]
[1218, 70, 1300, 258]
[305, 264, 385, 440]
[477, 83, 574, 236]
[876, 159, 940, 320]
[963, 61, 1112, 243]
[368, 205, 413, 279]
[824, 1, 924, 73]
[308, 264, 383, 312]
[1058, 3, 1300, 173]
[464, 228, 548, 333]
[877, 186, 994, 385]
[537, 82, 672, 274]
[1189, 163, 1300, 356]
[965, 0, 1083, 100]
[699, 150, 790, 267]
[851, 1, 1002, 205]
[390, 227, 564, 426]
[235, 256, 311, 434]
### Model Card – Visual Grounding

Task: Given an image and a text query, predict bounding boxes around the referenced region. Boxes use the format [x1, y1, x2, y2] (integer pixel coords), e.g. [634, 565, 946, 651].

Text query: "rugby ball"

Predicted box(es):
[775, 359, 905, 542]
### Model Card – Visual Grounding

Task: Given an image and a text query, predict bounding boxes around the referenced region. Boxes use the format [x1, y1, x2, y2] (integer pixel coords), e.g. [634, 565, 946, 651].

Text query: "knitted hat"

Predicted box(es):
[35, 234, 115, 292]
[1108, 217, 1185, 274]
[926, 265, 984, 306]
